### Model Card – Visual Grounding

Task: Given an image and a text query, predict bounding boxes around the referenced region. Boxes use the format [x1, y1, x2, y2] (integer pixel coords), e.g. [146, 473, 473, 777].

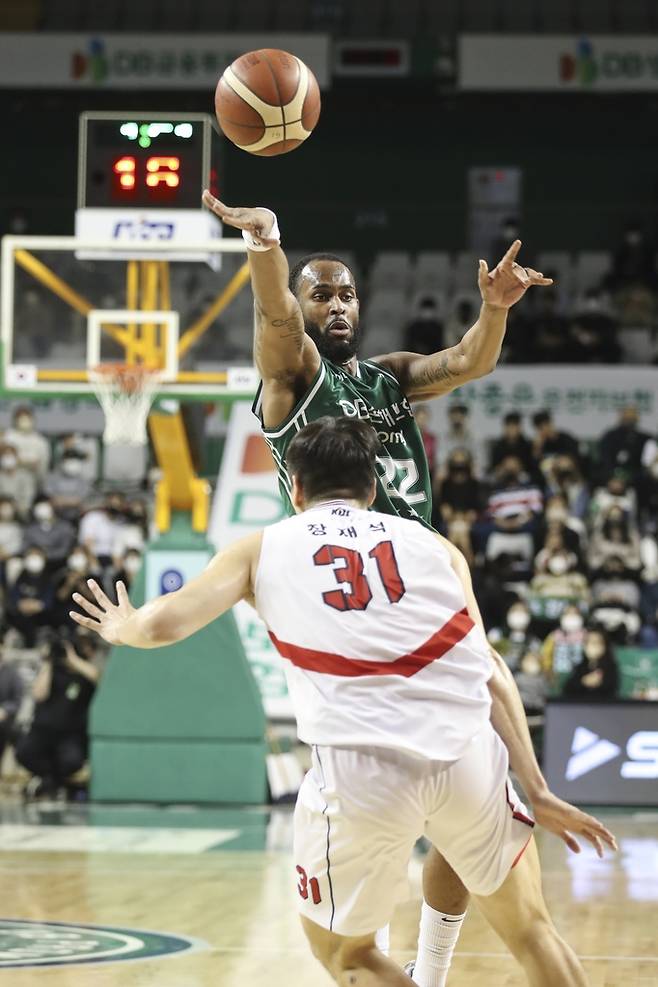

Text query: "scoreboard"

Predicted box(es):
[75, 111, 222, 261]
[78, 112, 215, 210]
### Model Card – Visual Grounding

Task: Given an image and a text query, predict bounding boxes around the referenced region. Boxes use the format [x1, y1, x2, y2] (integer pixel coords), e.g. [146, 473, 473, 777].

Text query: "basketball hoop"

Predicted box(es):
[88, 363, 162, 446]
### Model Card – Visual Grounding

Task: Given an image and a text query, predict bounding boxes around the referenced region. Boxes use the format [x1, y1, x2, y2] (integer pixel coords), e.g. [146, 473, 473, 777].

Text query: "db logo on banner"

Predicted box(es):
[160, 568, 184, 595]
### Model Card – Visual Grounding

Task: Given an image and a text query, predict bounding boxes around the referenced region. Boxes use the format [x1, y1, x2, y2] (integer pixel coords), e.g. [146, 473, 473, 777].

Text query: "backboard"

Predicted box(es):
[0, 235, 259, 403]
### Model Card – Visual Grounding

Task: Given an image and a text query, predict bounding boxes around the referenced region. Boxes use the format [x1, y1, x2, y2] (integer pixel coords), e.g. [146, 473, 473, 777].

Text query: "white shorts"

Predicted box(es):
[293, 722, 534, 937]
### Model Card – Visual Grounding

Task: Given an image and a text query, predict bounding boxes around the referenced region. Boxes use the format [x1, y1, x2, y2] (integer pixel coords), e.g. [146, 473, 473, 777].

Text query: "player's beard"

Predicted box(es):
[304, 317, 361, 365]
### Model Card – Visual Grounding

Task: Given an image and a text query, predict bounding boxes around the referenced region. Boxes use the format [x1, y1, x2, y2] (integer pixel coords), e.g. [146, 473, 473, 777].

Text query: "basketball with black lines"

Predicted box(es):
[215, 48, 321, 156]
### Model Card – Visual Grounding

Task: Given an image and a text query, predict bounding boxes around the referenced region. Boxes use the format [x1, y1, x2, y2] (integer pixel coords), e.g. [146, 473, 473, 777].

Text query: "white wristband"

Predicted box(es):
[242, 208, 280, 251]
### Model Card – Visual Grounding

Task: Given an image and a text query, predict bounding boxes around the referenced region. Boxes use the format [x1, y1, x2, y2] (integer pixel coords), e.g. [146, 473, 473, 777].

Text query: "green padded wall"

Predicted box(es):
[90, 518, 267, 804]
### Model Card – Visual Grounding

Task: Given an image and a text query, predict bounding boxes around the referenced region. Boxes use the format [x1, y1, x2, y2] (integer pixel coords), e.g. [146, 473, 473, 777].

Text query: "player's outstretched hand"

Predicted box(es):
[70, 579, 135, 646]
[202, 190, 279, 246]
[530, 789, 617, 858]
[478, 239, 553, 310]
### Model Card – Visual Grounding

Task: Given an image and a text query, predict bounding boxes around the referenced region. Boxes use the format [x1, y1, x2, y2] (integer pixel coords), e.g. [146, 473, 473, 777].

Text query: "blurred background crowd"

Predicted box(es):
[416, 397, 658, 733]
[0, 404, 149, 801]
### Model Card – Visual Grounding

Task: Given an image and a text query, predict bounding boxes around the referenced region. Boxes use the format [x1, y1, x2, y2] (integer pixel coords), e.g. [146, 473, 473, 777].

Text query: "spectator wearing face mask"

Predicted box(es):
[4, 406, 50, 480]
[488, 412, 534, 476]
[435, 449, 482, 560]
[589, 508, 641, 575]
[589, 543, 642, 644]
[488, 600, 541, 673]
[0, 444, 37, 519]
[22, 497, 76, 571]
[541, 605, 587, 684]
[44, 451, 93, 523]
[441, 403, 483, 476]
[540, 494, 586, 558]
[562, 627, 620, 700]
[531, 411, 580, 471]
[569, 290, 620, 364]
[543, 454, 590, 520]
[590, 471, 637, 526]
[525, 291, 573, 364]
[0, 498, 23, 568]
[530, 547, 589, 610]
[404, 295, 444, 355]
[53, 546, 102, 628]
[478, 455, 543, 560]
[16, 632, 101, 799]
[108, 548, 143, 594]
[513, 650, 548, 716]
[79, 495, 127, 569]
[6, 548, 54, 647]
[444, 297, 478, 349]
[56, 433, 98, 483]
[598, 406, 651, 485]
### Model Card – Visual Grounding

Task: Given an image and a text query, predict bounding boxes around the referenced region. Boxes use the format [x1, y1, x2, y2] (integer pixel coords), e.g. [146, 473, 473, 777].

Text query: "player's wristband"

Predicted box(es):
[242, 209, 280, 251]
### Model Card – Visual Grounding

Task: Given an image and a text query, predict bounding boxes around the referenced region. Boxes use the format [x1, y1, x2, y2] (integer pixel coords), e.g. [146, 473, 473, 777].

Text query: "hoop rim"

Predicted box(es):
[88, 362, 162, 380]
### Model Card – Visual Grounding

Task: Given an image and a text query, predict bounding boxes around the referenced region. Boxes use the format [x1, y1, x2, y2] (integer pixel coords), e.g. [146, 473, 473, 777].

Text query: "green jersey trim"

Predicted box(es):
[360, 360, 400, 387]
[252, 362, 327, 438]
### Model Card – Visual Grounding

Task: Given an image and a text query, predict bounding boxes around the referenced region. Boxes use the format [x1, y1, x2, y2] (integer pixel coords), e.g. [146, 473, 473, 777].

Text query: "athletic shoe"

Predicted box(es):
[404, 961, 415, 980]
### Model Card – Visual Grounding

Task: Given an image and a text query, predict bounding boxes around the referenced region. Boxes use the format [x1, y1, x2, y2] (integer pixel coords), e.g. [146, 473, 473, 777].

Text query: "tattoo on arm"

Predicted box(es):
[415, 352, 457, 388]
[271, 316, 303, 340]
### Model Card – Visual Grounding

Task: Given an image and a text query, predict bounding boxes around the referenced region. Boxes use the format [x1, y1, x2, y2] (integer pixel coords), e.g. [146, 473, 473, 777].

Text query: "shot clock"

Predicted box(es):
[78, 112, 215, 209]
[75, 110, 223, 261]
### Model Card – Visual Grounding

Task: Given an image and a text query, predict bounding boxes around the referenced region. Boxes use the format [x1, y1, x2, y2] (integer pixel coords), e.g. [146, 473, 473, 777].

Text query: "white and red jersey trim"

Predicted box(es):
[254, 502, 493, 760]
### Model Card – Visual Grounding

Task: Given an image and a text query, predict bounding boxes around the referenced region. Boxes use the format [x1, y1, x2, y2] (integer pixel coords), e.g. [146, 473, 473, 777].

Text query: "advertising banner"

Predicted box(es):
[209, 400, 293, 720]
[459, 35, 658, 91]
[426, 365, 658, 447]
[543, 701, 658, 805]
[0, 33, 330, 89]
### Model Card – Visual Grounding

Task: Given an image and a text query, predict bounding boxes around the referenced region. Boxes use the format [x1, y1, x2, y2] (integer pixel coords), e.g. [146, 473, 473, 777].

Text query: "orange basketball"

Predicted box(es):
[215, 48, 321, 156]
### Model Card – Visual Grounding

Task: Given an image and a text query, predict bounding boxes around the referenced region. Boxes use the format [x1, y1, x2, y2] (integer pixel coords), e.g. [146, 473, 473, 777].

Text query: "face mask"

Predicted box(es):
[68, 554, 87, 573]
[15, 416, 33, 433]
[62, 458, 83, 476]
[508, 610, 530, 631]
[561, 613, 583, 633]
[106, 506, 122, 519]
[124, 556, 141, 574]
[585, 644, 605, 661]
[34, 503, 53, 523]
[546, 508, 567, 522]
[24, 555, 44, 574]
[1, 455, 17, 470]
[521, 656, 541, 675]
[548, 555, 569, 576]
[0, 504, 14, 521]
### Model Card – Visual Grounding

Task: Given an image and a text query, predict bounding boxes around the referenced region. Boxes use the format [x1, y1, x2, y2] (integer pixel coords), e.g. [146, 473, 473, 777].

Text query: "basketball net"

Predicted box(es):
[88, 363, 162, 446]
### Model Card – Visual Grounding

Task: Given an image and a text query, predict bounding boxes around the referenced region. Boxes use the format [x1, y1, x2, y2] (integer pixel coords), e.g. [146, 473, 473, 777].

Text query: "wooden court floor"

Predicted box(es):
[0, 801, 656, 986]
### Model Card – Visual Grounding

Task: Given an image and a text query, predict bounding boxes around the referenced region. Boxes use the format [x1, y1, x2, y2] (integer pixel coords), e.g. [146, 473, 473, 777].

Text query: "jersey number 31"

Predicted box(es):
[313, 541, 406, 612]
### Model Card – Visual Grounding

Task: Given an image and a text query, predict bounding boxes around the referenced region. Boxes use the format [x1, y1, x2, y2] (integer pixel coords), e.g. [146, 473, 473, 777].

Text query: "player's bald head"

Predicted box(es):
[289, 253, 356, 298]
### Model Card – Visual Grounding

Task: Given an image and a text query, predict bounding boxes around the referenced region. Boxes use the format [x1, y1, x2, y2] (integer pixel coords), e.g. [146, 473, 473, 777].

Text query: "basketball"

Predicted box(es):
[214, 48, 321, 156]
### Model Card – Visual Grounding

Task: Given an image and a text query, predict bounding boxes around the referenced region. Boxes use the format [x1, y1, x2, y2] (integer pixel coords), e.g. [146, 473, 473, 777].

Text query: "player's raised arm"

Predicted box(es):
[372, 240, 553, 401]
[202, 192, 320, 387]
[70, 532, 263, 649]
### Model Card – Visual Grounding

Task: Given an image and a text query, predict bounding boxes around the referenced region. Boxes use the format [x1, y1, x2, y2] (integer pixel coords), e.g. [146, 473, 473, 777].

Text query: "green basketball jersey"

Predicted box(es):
[252, 357, 433, 527]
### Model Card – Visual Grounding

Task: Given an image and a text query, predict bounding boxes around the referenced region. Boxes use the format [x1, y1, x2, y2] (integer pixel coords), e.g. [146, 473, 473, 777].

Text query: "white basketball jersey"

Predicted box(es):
[255, 501, 493, 760]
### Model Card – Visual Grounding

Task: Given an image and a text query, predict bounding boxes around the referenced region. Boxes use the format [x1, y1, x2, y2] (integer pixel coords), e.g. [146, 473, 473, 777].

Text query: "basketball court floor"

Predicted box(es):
[0, 800, 656, 985]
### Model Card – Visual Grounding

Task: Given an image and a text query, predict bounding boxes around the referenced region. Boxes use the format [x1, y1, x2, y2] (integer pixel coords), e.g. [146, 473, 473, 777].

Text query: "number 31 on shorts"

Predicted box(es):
[296, 865, 322, 904]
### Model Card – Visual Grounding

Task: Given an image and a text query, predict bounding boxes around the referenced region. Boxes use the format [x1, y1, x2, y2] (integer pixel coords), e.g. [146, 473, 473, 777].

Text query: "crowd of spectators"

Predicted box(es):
[404, 221, 658, 365]
[0, 404, 148, 800]
[422, 401, 658, 715]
